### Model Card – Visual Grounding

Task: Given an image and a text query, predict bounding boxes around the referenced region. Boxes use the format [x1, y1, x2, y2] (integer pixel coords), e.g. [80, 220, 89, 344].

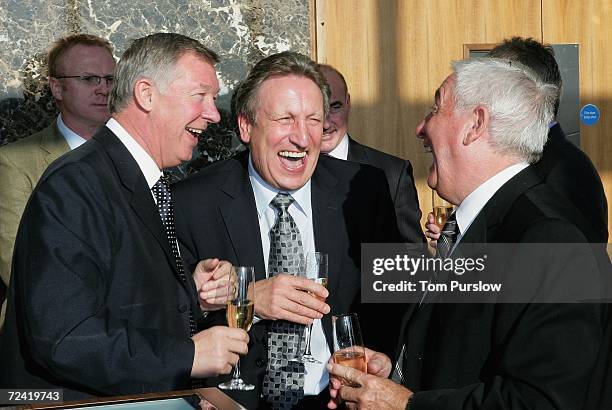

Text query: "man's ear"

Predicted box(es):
[133, 78, 154, 112]
[237, 114, 252, 144]
[464, 105, 489, 145]
[346, 92, 351, 113]
[49, 77, 62, 102]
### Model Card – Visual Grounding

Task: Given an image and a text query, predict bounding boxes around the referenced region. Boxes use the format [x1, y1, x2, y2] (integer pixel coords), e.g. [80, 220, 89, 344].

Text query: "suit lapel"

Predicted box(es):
[219, 153, 267, 280]
[347, 136, 369, 163]
[93, 127, 183, 284]
[40, 123, 70, 167]
[311, 159, 343, 345]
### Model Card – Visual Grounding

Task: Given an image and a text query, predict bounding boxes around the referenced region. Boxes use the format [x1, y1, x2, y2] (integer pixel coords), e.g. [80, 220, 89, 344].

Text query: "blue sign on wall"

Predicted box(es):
[580, 104, 600, 126]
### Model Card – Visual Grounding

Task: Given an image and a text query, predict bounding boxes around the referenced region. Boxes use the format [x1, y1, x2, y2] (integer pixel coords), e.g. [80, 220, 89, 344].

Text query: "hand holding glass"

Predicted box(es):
[295, 252, 328, 364]
[332, 313, 367, 386]
[219, 266, 255, 391]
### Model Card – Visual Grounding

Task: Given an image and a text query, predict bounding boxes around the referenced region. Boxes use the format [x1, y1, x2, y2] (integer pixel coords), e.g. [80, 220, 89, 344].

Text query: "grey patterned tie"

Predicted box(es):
[437, 211, 459, 259]
[262, 193, 305, 409]
[152, 176, 197, 337]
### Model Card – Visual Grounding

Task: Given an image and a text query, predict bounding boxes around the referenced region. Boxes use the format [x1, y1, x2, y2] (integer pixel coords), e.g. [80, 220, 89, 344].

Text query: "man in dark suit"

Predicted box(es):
[0, 33, 248, 401]
[327, 58, 610, 409]
[317, 64, 423, 244]
[174, 52, 399, 409]
[0, 34, 116, 330]
[489, 37, 608, 243]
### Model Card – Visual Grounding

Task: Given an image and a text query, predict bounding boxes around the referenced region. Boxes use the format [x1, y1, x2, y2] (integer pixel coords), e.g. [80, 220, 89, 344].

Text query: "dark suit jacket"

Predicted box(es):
[398, 167, 610, 409]
[173, 151, 400, 407]
[0, 127, 197, 400]
[531, 124, 608, 242]
[347, 136, 424, 244]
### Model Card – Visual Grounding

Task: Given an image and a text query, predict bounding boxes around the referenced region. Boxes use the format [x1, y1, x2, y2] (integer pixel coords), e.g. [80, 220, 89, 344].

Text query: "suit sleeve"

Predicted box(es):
[394, 160, 425, 244]
[0, 149, 33, 291]
[14, 163, 194, 395]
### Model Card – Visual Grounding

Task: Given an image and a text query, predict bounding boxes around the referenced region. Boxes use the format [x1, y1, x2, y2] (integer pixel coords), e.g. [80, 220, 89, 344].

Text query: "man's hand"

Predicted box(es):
[328, 348, 393, 409]
[424, 212, 441, 248]
[190, 326, 249, 378]
[253, 274, 329, 324]
[326, 357, 413, 410]
[193, 258, 234, 311]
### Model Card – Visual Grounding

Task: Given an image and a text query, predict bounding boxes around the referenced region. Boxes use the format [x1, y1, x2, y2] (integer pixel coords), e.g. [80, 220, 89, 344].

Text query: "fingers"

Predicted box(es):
[191, 326, 249, 378]
[254, 275, 330, 323]
[327, 362, 365, 389]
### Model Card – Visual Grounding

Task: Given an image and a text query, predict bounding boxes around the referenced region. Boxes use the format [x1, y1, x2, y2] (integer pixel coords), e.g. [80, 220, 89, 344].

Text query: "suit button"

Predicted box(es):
[256, 358, 265, 367]
[178, 304, 188, 313]
[416, 353, 423, 360]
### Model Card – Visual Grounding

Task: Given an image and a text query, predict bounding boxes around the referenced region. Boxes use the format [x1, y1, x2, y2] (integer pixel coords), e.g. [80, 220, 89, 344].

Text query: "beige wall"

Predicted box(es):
[314, 0, 610, 240]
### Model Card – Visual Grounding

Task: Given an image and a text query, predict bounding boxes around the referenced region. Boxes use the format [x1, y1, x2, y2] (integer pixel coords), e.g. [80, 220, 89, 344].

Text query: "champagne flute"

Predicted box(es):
[332, 313, 367, 387]
[432, 190, 454, 229]
[219, 266, 255, 391]
[296, 252, 328, 364]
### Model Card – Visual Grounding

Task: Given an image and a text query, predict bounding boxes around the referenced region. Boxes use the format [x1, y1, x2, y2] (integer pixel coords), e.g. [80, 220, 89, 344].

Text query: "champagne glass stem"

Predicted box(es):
[232, 358, 242, 380]
[304, 323, 314, 356]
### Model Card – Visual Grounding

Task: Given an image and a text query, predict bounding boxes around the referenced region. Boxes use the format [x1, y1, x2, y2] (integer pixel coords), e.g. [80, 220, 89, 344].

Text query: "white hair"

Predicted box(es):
[452, 58, 558, 163]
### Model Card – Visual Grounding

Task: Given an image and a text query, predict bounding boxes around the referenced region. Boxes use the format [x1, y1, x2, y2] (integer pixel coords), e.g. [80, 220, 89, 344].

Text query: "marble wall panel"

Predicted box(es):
[0, 0, 311, 178]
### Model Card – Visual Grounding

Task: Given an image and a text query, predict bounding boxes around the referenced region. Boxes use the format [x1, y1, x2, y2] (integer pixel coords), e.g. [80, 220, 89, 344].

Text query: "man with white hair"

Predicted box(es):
[326, 58, 610, 409]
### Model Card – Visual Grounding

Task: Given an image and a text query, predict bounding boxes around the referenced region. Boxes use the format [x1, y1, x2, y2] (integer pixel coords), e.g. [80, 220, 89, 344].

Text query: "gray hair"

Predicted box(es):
[109, 33, 218, 114]
[452, 58, 558, 163]
[234, 51, 330, 124]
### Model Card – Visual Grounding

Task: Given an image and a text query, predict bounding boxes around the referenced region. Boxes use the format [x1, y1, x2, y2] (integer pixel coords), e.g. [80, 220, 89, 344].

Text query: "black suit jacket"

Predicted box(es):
[531, 124, 608, 242]
[0, 127, 197, 400]
[173, 151, 400, 407]
[398, 167, 610, 409]
[347, 137, 424, 244]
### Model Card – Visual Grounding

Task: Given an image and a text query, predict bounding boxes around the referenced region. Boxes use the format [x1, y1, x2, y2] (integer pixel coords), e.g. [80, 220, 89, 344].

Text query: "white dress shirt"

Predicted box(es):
[326, 133, 350, 160]
[248, 155, 330, 395]
[57, 114, 87, 150]
[454, 162, 529, 247]
[106, 118, 162, 197]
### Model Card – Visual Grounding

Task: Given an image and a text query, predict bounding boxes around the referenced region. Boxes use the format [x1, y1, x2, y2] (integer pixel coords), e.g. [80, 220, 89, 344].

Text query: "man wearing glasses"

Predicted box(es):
[0, 34, 116, 331]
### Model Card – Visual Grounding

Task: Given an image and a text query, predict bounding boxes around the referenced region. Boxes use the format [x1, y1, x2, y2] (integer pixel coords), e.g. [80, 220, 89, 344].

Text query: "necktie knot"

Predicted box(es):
[153, 176, 171, 203]
[270, 192, 295, 213]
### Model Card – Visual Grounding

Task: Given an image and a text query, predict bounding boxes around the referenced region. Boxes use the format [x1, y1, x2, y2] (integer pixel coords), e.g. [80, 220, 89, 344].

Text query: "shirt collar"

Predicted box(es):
[106, 118, 163, 189]
[455, 162, 529, 237]
[56, 114, 87, 150]
[326, 133, 350, 160]
[247, 153, 312, 219]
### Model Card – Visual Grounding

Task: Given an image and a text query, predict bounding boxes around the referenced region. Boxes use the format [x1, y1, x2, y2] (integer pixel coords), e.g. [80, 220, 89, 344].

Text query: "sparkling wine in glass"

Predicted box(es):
[332, 313, 367, 387]
[296, 252, 328, 364]
[432, 190, 454, 229]
[219, 266, 255, 391]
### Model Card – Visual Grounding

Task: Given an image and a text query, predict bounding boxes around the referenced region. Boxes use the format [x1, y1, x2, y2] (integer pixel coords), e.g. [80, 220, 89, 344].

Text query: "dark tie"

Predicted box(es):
[262, 193, 305, 409]
[152, 176, 197, 337]
[437, 211, 459, 259]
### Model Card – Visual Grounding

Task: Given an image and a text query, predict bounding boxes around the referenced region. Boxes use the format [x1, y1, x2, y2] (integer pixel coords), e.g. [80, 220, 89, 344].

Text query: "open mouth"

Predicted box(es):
[186, 126, 204, 138]
[278, 150, 307, 170]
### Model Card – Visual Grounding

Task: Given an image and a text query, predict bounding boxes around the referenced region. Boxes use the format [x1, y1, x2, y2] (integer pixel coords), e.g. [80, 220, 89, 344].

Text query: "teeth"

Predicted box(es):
[185, 127, 203, 135]
[279, 151, 306, 158]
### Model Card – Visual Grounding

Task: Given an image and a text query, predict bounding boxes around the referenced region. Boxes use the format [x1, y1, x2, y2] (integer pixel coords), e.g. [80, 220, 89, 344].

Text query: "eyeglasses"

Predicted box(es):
[54, 75, 114, 86]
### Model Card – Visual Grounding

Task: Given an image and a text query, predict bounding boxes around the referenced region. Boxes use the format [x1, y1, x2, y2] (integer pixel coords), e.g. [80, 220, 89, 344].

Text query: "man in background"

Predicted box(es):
[426, 37, 608, 245]
[318, 64, 424, 244]
[0, 34, 116, 329]
[0, 33, 248, 400]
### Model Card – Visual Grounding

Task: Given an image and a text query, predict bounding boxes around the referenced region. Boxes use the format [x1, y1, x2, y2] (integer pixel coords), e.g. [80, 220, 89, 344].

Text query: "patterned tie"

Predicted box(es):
[152, 176, 197, 337]
[262, 193, 305, 409]
[437, 211, 459, 259]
